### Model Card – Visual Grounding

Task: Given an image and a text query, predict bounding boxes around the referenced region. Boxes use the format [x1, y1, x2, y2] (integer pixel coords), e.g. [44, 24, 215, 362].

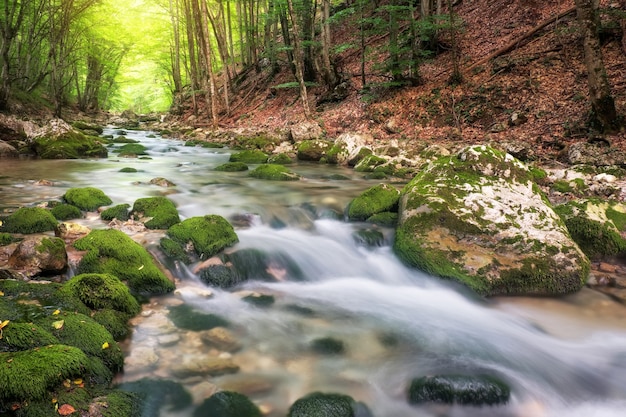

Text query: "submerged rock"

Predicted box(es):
[407, 374, 510, 406]
[394, 145, 589, 296]
[193, 391, 261, 417]
[288, 392, 368, 417]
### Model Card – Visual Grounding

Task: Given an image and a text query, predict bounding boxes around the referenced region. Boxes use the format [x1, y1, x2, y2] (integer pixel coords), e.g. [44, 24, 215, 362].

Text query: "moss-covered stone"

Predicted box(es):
[193, 391, 262, 417]
[0, 207, 57, 234]
[407, 374, 510, 406]
[0, 232, 12, 245]
[242, 293, 275, 307]
[555, 199, 626, 259]
[0, 280, 88, 320]
[33, 131, 108, 159]
[0, 322, 59, 352]
[214, 162, 249, 172]
[60, 273, 141, 315]
[352, 228, 386, 247]
[347, 183, 400, 221]
[112, 136, 138, 144]
[288, 392, 356, 417]
[51, 203, 82, 220]
[0, 345, 89, 403]
[168, 304, 229, 331]
[119, 378, 192, 416]
[165, 215, 238, 260]
[268, 153, 294, 165]
[7, 236, 68, 277]
[119, 167, 138, 173]
[115, 143, 148, 157]
[229, 149, 268, 164]
[248, 164, 300, 181]
[63, 187, 112, 211]
[74, 229, 175, 295]
[297, 140, 332, 162]
[394, 145, 589, 296]
[366, 212, 398, 227]
[72, 121, 104, 134]
[91, 309, 133, 341]
[185, 140, 225, 148]
[311, 337, 345, 355]
[101, 203, 131, 221]
[131, 196, 180, 229]
[354, 154, 387, 172]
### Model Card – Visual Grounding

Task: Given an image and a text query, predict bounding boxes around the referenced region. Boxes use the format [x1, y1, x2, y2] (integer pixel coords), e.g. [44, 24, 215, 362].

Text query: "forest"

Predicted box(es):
[1, 0, 624, 136]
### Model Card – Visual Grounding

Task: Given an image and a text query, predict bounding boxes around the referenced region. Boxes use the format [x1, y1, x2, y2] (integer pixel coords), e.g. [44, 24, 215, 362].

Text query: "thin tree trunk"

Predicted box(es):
[320, 0, 336, 88]
[169, 0, 183, 94]
[286, 0, 311, 117]
[199, 0, 219, 127]
[574, 0, 618, 132]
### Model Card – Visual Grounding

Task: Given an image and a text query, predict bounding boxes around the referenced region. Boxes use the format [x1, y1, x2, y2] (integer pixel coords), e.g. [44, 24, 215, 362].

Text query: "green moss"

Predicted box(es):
[63, 187, 112, 211]
[0, 232, 13, 245]
[352, 228, 386, 247]
[311, 337, 345, 355]
[0, 207, 57, 233]
[193, 391, 262, 417]
[119, 378, 193, 416]
[33, 131, 108, 159]
[0, 280, 88, 320]
[552, 179, 573, 193]
[112, 136, 138, 144]
[115, 143, 148, 156]
[347, 183, 400, 221]
[72, 121, 104, 134]
[366, 212, 398, 227]
[248, 164, 300, 181]
[131, 196, 180, 229]
[74, 229, 175, 295]
[0, 345, 89, 403]
[529, 166, 547, 183]
[168, 304, 229, 331]
[288, 392, 356, 417]
[354, 154, 387, 172]
[229, 150, 268, 164]
[60, 273, 140, 315]
[35, 237, 66, 265]
[297, 140, 332, 162]
[159, 237, 191, 263]
[51, 203, 82, 220]
[408, 374, 510, 406]
[119, 167, 138, 173]
[242, 293, 276, 307]
[561, 215, 626, 259]
[606, 206, 626, 231]
[95, 390, 142, 417]
[165, 215, 238, 260]
[496, 256, 588, 295]
[0, 322, 59, 352]
[214, 162, 249, 172]
[185, 140, 224, 148]
[325, 143, 347, 164]
[267, 153, 294, 165]
[91, 309, 133, 341]
[101, 203, 131, 221]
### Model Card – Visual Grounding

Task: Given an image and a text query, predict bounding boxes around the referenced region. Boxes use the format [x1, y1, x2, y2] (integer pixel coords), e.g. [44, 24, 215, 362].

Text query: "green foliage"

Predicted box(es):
[0, 207, 58, 234]
[193, 391, 262, 417]
[74, 229, 175, 295]
[131, 196, 180, 229]
[408, 375, 510, 406]
[347, 183, 400, 221]
[63, 187, 112, 211]
[165, 215, 238, 260]
[51, 203, 82, 220]
[229, 150, 269, 164]
[248, 164, 301, 181]
[288, 392, 356, 417]
[0, 345, 89, 403]
[214, 162, 249, 172]
[101, 203, 131, 221]
[61, 273, 140, 315]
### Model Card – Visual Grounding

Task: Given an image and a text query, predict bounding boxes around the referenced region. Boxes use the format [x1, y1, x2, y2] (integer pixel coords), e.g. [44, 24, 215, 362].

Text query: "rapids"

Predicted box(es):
[1, 128, 626, 417]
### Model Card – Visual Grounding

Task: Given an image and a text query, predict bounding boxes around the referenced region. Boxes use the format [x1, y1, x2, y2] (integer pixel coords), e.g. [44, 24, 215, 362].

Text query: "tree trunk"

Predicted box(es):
[169, 0, 183, 94]
[320, 0, 337, 88]
[620, 0, 626, 55]
[286, 0, 311, 117]
[574, 0, 618, 132]
[0, 0, 26, 110]
[198, 0, 219, 127]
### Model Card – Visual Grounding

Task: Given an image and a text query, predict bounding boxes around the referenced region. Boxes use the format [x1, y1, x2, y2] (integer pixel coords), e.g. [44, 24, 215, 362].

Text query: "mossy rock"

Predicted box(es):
[0, 345, 89, 403]
[354, 154, 387, 172]
[407, 374, 510, 406]
[85, 390, 142, 417]
[60, 273, 141, 315]
[112, 136, 138, 144]
[165, 215, 238, 260]
[268, 153, 294, 165]
[33, 131, 108, 159]
[168, 304, 229, 331]
[297, 140, 332, 162]
[74, 229, 175, 295]
[288, 392, 357, 417]
[394, 145, 589, 296]
[242, 293, 276, 307]
[248, 164, 300, 181]
[352, 228, 386, 247]
[185, 139, 224, 148]
[215, 162, 249, 172]
[72, 121, 104, 134]
[0, 322, 59, 352]
[0, 232, 13, 245]
[101, 203, 131, 221]
[51, 203, 82, 220]
[229, 149, 268, 164]
[91, 309, 133, 341]
[119, 167, 138, 173]
[347, 183, 400, 221]
[366, 212, 398, 227]
[0, 207, 57, 233]
[63, 187, 112, 211]
[159, 237, 190, 263]
[193, 391, 262, 417]
[116, 143, 148, 156]
[131, 196, 180, 229]
[199, 264, 240, 288]
[554, 199, 626, 259]
[119, 378, 192, 416]
[0, 280, 88, 321]
[311, 337, 345, 355]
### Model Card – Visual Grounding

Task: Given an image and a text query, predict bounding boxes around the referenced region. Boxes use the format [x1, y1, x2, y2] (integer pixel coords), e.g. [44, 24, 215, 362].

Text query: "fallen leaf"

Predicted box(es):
[102, 342, 110, 350]
[0, 290, 4, 296]
[52, 320, 64, 330]
[52, 309, 61, 315]
[138, 264, 144, 270]
[58, 403, 76, 415]
[73, 378, 82, 385]
[62, 379, 71, 388]
[0, 320, 9, 329]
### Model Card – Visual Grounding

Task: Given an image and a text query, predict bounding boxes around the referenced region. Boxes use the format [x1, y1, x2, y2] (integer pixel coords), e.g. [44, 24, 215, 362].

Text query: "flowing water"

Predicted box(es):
[2, 128, 626, 417]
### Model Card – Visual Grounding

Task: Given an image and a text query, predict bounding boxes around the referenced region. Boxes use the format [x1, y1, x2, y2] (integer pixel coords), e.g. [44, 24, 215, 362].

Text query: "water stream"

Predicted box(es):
[2, 128, 626, 417]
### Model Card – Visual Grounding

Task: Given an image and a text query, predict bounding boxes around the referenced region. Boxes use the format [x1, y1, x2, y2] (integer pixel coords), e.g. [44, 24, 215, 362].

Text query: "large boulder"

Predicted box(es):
[290, 121, 323, 142]
[394, 145, 589, 296]
[0, 207, 58, 234]
[163, 215, 238, 261]
[407, 374, 510, 406]
[131, 196, 180, 229]
[0, 140, 18, 158]
[32, 119, 108, 159]
[347, 183, 400, 221]
[8, 236, 68, 278]
[297, 140, 332, 162]
[326, 133, 371, 165]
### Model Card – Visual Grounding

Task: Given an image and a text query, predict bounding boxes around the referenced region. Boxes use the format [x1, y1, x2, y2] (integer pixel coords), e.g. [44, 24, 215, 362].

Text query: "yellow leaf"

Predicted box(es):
[52, 309, 61, 315]
[138, 264, 144, 270]
[0, 290, 4, 296]
[73, 378, 82, 385]
[62, 379, 71, 388]
[102, 342, 110, 350]
[52, 398, 58, 404]
[52, 320, 64, 330]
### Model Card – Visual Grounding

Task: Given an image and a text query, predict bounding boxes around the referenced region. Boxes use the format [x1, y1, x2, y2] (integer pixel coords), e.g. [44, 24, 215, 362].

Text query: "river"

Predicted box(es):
[2, 128, 626, 417]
